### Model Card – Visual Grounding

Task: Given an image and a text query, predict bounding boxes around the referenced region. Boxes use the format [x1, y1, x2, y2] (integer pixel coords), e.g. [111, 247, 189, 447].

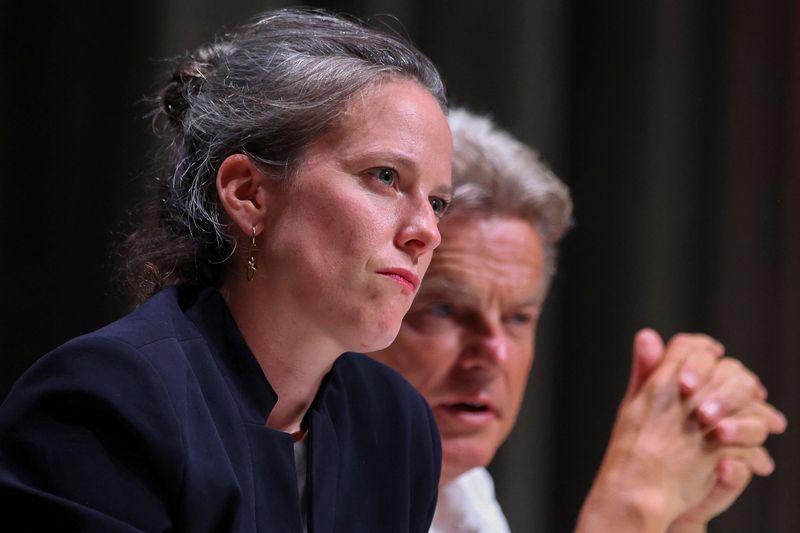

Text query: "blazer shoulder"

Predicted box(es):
[87, 286, 203, 350]
[0, 328, 186, 531]
[3, 287, 205, 427]
[336, 352, 428, 406]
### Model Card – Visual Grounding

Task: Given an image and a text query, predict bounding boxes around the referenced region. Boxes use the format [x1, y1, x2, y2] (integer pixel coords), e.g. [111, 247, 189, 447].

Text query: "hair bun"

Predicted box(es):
[160, 75, 187, 129]
[160, 60, 209, 129]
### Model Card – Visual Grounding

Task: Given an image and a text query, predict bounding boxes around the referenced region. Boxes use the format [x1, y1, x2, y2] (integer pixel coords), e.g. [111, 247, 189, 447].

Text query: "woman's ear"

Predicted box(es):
[216, 154, 270, 236]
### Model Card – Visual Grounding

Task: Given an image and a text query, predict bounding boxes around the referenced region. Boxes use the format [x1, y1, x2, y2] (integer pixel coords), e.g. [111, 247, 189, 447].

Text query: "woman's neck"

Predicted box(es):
[220, 277, 342, 434]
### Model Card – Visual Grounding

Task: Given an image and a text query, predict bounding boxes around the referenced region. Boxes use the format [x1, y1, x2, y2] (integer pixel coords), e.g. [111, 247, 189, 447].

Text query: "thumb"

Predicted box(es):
[624, 328, 666, 400]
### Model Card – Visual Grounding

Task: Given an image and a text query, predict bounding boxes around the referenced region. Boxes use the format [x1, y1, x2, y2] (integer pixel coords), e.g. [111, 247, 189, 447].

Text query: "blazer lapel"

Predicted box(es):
[248, 426, 304, 533]
[307, 409, 339, 533]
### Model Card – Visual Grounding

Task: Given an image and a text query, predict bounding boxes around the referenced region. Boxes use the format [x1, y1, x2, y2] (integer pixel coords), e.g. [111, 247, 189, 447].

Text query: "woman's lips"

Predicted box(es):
[377, 268, 420, 292]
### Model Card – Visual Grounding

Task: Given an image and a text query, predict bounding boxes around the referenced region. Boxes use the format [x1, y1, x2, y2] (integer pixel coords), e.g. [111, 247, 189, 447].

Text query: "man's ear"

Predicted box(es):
[216, 154, 270, 236]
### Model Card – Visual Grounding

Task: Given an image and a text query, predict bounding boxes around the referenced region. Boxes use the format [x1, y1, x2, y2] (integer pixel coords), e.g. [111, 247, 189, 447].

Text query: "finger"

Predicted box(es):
[667, 333, 725, 358]
[713, 417, 770, 447]
[653, 333, 725, 384]
[642, 334, 725, 411]
[625, 328, 666, 400]
[735, 401, 787, 434]
[717, 457, 752, 490]
[757, 383, 768, 401]
[706, 457, 752, 515]
[711, 402, 788, 446]
[729, 446, 775, 477]
[677, 348, 718, 397]
[668, 458, 752, 530]
[692, 358, 763, 426]
[764, 403, 789, 433]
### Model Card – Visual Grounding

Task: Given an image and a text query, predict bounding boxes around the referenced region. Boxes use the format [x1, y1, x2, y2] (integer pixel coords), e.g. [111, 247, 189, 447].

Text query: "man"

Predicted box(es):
[369, 108, 786, 532]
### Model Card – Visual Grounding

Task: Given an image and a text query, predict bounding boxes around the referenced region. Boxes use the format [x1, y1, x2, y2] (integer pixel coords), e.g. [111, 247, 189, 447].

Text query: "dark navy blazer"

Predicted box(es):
[0, 285, 441, 532]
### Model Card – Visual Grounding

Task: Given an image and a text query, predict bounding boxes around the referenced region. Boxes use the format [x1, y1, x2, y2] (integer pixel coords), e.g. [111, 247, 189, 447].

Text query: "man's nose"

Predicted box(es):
[461, 326, 510, 369]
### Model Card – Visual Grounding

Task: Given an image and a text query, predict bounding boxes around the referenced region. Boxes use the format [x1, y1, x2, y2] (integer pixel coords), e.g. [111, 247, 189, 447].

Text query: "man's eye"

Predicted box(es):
[429, 197, 450, 218]
[507, 313, 534, 326]
[370, 167, 397, 186]
[429, 303, 454, 317]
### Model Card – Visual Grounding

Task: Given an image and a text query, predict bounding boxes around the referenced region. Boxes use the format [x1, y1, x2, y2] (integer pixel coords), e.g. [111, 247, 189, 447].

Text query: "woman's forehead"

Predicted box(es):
[302, 79, 452, 177]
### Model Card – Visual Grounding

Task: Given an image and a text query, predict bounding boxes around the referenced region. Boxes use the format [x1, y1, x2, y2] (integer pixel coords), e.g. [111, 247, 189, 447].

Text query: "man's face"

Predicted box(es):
[370, 214, 546, 484]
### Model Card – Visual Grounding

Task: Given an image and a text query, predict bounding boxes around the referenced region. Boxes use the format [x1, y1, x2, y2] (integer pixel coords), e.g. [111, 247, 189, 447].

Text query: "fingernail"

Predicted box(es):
[680, 372, 699, 393]
[699, 401, 720, 422]
[715, 419, 734, 441]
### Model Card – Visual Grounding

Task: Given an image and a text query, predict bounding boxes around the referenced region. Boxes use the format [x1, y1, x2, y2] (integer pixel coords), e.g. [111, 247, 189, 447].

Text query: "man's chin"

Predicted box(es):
[440, 437, 497, 485]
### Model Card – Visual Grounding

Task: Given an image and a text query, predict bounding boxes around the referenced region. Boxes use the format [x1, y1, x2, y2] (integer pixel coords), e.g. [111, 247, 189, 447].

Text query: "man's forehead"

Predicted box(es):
[415, 274, 472, 298]
[417, 270, 544, 308]
[422, 214, 547, 303]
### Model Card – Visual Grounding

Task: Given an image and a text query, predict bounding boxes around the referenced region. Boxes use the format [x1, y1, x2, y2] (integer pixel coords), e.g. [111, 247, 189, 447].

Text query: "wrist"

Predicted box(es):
[576, 475, 672, 533]
[668, 516, 708, 533]
[668, 525, 707, 533]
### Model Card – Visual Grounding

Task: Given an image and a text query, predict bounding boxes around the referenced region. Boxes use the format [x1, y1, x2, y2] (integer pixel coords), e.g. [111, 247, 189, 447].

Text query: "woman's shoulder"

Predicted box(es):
[85, 285, 205, 350]
[4, 285, 214, 411]
[324, 352, 439, 443]
[0, 293, 193, 531]
[333, 352, 428, 405]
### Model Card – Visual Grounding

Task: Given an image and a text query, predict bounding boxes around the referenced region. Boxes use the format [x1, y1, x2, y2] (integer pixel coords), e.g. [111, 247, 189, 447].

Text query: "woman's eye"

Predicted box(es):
[429, 197, 450, 218]
[370, 167, 397, 186]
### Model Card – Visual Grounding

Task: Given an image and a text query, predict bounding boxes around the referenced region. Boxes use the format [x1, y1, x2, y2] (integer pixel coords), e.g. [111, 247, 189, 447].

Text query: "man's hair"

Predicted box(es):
[122, 8, 446, 303]
[447, 108, 573, 283]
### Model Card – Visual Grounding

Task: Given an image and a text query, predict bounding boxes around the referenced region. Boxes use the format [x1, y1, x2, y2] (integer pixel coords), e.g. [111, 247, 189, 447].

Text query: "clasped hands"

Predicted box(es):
[577, 329, 787, 533]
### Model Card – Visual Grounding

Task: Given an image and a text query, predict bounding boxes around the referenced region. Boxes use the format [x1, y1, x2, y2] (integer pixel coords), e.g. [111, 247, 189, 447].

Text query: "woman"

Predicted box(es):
[0, 9, 452, 532]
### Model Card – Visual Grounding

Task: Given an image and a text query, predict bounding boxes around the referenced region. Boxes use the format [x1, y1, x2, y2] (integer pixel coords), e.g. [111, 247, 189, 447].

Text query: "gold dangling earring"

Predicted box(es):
[246, 226, 258, 281]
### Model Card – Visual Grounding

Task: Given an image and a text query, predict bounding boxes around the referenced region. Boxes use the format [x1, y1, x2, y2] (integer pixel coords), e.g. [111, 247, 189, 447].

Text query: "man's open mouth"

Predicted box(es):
[448, 402, 490, 413]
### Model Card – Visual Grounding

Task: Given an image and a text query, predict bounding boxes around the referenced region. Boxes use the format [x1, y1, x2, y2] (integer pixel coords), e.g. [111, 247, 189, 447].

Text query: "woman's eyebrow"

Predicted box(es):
[431, 183, 453, 197]
[346, 150, 452, 194]
[346, 149, 418, 168]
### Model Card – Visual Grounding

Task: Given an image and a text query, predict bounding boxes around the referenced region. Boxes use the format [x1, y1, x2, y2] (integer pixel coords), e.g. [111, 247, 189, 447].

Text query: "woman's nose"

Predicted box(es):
[395, 200, 442, 258]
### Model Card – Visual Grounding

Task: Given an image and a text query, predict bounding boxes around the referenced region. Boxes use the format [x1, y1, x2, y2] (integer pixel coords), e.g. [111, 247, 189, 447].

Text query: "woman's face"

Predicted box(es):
[258, 79, 453, 353]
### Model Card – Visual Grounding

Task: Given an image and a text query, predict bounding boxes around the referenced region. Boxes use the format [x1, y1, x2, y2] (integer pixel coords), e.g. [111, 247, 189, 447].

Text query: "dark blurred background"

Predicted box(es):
[1, 1, 797, 531]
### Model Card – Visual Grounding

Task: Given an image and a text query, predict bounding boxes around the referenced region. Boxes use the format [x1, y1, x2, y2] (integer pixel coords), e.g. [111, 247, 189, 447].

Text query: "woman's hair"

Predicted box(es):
[123, 8, 446, 303]
[447, 108, 573, 284]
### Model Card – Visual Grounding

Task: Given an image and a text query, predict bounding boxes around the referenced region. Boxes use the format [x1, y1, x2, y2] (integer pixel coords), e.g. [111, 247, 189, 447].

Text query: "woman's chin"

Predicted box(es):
[351, 320, 403, 353]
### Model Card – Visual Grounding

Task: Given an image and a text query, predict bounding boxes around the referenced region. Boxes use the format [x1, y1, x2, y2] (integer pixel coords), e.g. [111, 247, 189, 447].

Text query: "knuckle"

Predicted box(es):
[741, 373, 759, 395]
[721, 357, 744, 373]
[669, 333, 692, 347]
[697, 350, 716, 369]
